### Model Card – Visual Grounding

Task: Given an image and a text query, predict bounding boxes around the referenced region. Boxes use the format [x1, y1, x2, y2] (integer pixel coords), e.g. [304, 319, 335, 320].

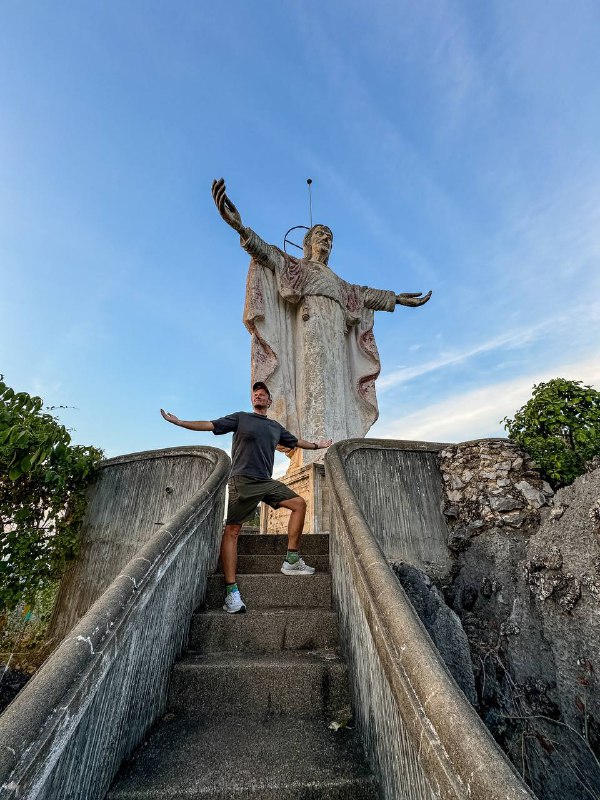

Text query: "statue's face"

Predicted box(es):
[310, 226, 333, 262]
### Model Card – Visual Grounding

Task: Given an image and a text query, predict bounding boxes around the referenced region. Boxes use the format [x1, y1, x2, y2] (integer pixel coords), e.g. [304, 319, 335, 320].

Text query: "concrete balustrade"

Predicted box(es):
[0, 446, 229, 800]
[325, 439, 534, 800]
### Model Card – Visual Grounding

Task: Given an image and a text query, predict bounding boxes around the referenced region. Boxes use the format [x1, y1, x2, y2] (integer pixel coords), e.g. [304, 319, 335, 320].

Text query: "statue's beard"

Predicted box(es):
[311, 247, 330, 265]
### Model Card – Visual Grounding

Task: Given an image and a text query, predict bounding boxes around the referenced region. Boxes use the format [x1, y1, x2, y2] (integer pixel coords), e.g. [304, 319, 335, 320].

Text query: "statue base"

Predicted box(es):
[260, 463, 330, 535]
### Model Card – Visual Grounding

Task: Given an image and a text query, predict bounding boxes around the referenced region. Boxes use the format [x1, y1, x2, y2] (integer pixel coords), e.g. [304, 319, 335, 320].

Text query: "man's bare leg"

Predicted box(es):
[220, 523, 242, 584]
[279, 496, 315, 574]
[278, 496, 307, 550]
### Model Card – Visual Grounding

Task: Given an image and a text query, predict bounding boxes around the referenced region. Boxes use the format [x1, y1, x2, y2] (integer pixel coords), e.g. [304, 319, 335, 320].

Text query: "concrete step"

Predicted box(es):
[189, 608, 339, 653]
[108, 714, 378, 800]
[205, 573, 331, 610]
[216, 554, 330, 574]
[168, 651, 349, 718]
[237, 533, 330, 556]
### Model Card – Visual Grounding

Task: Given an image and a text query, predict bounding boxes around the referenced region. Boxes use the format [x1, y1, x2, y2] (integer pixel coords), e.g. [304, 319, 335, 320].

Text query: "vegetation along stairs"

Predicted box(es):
[107, 532, 379, 799]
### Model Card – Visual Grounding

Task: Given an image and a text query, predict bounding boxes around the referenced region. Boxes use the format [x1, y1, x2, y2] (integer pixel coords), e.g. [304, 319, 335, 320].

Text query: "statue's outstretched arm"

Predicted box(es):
[363, 287, 432, 312]
[211, 177, 280, 272]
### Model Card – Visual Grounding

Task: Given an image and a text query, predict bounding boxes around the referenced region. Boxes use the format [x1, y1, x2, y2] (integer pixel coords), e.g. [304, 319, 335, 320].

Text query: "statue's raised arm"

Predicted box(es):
[211, 178, 245, 234]
[212, 178, 280, 273]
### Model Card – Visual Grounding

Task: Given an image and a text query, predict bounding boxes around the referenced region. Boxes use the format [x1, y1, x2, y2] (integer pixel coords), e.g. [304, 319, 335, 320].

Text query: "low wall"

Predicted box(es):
[326, 439, 533, 800]
[0, 446, 229, 800]
[49, 447, 218, 641]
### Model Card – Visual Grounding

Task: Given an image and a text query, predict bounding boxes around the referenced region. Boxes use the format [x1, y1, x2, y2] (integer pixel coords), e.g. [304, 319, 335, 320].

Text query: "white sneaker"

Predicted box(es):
[223, 589, 246, 613]
[281, 557, 316, 576]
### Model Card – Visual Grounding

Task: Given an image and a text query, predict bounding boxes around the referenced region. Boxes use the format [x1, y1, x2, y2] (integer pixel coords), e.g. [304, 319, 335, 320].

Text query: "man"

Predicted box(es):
[161, 382, 332, 613]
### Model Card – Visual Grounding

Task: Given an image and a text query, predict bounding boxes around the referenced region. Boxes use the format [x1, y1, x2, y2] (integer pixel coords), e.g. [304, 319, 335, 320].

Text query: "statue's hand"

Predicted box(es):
[211, 178, 244, 234]
[395, 290, 432, 307]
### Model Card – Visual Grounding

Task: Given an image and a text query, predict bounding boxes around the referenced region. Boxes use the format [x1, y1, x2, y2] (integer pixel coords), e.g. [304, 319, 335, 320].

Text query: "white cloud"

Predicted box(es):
[379, 324, 544, 390]
[374, 357, 600, 444]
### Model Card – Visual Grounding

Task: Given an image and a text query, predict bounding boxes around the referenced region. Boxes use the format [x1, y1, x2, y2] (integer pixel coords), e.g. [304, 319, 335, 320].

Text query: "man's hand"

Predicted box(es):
[395, 290, 432, 307]
[161, 409, 180, 426]
[297, 438, 333, 450]
[212, 178, 244, 234]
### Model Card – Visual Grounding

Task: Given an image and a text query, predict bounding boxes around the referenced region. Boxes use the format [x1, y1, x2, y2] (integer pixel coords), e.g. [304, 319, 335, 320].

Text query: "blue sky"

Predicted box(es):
[2, 1, 599, 467]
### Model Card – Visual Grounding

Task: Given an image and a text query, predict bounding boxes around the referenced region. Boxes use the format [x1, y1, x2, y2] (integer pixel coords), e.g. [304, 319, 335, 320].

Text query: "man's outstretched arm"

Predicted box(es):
[160, 409, 215, 432]
[296, 438, 333, 451]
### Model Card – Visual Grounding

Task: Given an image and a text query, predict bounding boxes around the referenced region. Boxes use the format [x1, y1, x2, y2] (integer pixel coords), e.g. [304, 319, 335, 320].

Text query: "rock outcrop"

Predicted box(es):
[438, 440, 600, 800]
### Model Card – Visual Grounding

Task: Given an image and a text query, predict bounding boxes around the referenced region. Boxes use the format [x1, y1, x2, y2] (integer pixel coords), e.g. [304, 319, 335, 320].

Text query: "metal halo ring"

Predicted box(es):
[284, 225, 310, 254]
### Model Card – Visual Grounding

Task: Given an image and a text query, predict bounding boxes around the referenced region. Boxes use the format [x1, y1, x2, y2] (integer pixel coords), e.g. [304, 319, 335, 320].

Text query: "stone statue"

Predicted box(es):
[212, 178, 431, 469]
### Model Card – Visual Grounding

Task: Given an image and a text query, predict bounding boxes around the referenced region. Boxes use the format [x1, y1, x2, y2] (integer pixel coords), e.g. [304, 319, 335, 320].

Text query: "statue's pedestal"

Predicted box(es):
[260, 463, 330, 535]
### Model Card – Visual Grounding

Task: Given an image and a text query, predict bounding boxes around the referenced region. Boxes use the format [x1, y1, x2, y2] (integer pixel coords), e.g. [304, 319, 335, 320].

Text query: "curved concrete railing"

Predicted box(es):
[49, 446, 223, 641]
[0, 446, 229, 800]
[325, 439, 534, 800]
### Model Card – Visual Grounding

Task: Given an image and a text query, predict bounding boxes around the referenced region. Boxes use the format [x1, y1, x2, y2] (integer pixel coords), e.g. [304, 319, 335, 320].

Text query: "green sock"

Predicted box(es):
[226, 582, 238, 595]
[286, 550, 299, 564]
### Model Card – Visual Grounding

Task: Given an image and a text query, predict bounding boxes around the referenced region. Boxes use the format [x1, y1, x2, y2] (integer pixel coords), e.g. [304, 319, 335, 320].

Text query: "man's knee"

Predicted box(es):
[284, 496, 306, 513]
[223, 523, 242, 538]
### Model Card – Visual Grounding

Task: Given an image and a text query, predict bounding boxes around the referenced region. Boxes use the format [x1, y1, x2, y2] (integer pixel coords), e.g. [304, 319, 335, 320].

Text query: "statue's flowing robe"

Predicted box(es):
[241, 228, 396, 467]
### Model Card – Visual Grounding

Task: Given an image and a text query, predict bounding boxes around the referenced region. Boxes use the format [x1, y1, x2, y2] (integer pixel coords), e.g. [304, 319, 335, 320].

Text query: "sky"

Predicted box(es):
[1, 1, 599, 469]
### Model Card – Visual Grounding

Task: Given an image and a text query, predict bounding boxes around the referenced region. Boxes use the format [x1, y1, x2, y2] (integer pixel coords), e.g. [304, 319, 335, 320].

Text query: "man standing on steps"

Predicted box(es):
[161, 382, 332, 614]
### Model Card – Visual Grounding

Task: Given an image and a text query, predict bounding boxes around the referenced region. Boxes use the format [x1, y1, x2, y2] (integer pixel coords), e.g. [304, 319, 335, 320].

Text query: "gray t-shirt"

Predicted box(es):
[211, 411, 298, 479]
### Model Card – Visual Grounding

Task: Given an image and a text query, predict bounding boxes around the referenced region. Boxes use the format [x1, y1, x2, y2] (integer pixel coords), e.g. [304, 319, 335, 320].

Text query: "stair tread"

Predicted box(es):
[215, 554, 330, 574]
[194, 607, 337, 618]
[177, 649, 342, 667]
[189, 607, 339, 654]
[205, 573, 332, 610]
[108, 714, 377, 800]
[237, 533, 330, 555]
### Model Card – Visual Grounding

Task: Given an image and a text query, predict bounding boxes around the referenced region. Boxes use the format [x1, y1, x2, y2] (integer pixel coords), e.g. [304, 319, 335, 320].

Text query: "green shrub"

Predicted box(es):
[503, 378, 600, 489]
[0, 376, 103, 613]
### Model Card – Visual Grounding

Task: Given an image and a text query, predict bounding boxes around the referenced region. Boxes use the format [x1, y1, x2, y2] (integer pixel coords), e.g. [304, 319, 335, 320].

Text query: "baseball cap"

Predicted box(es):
[252, 381, 271, 398]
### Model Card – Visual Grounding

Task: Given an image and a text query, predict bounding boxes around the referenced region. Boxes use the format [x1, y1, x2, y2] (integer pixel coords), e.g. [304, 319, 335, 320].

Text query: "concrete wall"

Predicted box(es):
[0, 446, 229, 800]
[341, 440, 451, 577]
[50, 446, 218, 642]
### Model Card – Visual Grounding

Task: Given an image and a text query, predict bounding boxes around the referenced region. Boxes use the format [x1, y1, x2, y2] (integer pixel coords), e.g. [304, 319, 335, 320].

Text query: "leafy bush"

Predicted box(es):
[0, 376, 103, 612]
[503, 378, 600, 489]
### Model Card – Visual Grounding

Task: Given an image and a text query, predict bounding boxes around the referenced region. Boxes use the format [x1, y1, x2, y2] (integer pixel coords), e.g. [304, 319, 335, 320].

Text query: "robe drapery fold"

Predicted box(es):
[241, 227, 396, 466]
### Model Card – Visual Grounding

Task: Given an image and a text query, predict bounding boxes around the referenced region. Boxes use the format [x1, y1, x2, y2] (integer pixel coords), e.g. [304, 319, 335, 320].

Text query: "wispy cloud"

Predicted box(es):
[380, 297, 600, 392]
[374, 357, 600, 444]
[379, 324, 544, 390]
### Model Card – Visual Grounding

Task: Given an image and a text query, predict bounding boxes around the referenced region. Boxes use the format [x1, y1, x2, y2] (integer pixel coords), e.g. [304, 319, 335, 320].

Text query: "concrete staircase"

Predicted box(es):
[108, 533, 379, 800]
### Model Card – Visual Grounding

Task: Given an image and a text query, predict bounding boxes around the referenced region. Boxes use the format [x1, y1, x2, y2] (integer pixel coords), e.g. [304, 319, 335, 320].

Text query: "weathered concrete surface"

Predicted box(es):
[107, 716, 379, 800]
[205, 572, 332, 609]
[0, 447, 229, 800]
[49, 446, 218, 643]
[168, 651, 350, 718]
[442, 440, 600, 799]
[109, 530, 378, 799]
[326, 439, 533, 800]
[341, 439, 452, 578]
[189, 608, 339, 653]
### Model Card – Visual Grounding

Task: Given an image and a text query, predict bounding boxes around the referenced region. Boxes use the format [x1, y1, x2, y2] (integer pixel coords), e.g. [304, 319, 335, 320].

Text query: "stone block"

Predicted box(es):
[261, 463, 330, 534]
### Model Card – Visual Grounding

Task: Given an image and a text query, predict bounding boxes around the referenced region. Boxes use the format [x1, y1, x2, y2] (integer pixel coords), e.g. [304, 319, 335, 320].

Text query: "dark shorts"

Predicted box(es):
[226, 475, 299, 525]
